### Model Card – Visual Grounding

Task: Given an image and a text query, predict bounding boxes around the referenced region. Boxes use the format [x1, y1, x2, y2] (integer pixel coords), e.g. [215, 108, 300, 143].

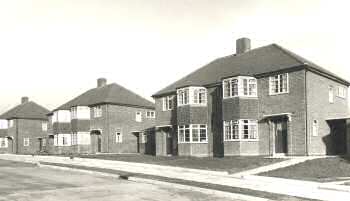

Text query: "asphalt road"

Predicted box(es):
[0, 159, 245, 201]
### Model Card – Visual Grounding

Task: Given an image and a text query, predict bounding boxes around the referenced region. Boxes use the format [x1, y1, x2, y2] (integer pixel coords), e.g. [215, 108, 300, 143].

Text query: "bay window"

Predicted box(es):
[93, 106, 102, 118]
[178, 124, 207, 143]
[269, 73, 289, 95]
[224, 119, 258, 141]
[177, 87, 207, 106]
[223, 76, 257, 98]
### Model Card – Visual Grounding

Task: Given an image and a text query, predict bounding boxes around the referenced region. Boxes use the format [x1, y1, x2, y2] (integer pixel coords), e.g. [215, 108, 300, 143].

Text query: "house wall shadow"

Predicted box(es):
[322, 120, 348, 161]
[211, 87, 224, 157]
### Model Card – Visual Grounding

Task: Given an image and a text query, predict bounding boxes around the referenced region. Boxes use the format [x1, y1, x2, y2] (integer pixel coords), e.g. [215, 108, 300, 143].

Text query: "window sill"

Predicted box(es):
[224, 139, 259, 142]
[223, 96, 258, 99]
[269, 91, 289, 96]
[177, 104, 207, 107]
[178, 142, 208, 144]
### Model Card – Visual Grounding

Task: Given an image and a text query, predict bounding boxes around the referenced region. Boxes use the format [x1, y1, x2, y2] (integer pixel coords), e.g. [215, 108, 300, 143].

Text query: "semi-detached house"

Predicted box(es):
[47, 78, 156, 155]
[0, 97, 50, 154]
[153, 38, 350, 157]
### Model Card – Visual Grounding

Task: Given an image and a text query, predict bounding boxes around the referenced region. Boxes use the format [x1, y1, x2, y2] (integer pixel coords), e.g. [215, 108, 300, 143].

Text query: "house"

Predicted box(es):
[152, 38, 350, 157]
[0, 97, 50, 154]
[47, 78, 156, 155]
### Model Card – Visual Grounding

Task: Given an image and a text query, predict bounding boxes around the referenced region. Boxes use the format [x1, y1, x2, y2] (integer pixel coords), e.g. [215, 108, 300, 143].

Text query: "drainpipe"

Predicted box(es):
[106, 104, 110, 153]
[305, 69, 309, 156]
[16, 119, 19, 154]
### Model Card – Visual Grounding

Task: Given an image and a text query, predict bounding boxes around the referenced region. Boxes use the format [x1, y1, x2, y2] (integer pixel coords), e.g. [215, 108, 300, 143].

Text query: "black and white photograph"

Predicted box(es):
[0, 1, 349, 200]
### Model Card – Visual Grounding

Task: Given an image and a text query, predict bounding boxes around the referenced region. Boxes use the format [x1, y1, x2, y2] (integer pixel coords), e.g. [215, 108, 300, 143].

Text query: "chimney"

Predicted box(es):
[21, 97, 29, 104]
[97, 78, 107, 88]
[236, 38, 251, 54]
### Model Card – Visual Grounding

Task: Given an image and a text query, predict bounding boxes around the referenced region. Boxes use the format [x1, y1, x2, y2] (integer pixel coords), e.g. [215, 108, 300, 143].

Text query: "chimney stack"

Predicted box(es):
[97, 78, 107, 88]
[21, 97, 29, 104]
[236, 38, 251, 54]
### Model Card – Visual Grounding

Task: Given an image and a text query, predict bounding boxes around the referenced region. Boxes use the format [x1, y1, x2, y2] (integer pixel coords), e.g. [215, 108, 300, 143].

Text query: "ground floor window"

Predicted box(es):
[115, 129, 122, 143]
[23, 138, 30, 146]
[141, 132, 147, 143]
[0, 138, 8, 148]
[54, 134, 72, 146]
[77, 132, 91, 145]
[224, 119, 258, 141]
[178, 124, 207, 143]
[42, 138, 46, 146]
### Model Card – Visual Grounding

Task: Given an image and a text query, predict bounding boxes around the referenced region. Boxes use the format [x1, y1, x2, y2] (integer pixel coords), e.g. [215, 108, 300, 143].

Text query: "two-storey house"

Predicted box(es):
[153, 38, 350, 157]
[0, 97, 50, 154]
[47, 78, 156, 155]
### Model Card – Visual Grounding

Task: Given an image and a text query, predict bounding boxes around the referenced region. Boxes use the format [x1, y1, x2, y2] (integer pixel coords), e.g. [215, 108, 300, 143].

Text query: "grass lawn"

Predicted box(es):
[260, 156, 350, 182]
[76, 154, 284, 173]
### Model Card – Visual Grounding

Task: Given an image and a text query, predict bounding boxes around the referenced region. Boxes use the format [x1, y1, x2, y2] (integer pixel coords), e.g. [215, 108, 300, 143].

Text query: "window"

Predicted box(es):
[329, 86, 334, 103]
[71, 107, 77, 119]
[55, 134, 71, 146]
[135, 112, 142, 122]
[62, 136, 68, 145]
[177, 87, 207, 106]
[146, 111, 155, 118]
[71, 106, 90, 119]
[42, 122, 48, 131]
[42, 138, 46, 146]
[337, 86, 347, 98]
[116, 129, 122, 143]
[71, 133, 78, 145]
[178, 124, 207, 143]
[141, 132, 147, 143]
[269, 73, 289, 95]
[93, 106, 102, 118]
[54, 135, 58, 146]
[223, 119, 258, 141]
[312, 120, 318, 137]
[0, 138, 8, 148]
[8, 120, 14, 128]
[162, 95, 174, 111]
[0, 120, 8, 129]
[223, 76, 257, 98]
[23, 138, 30, 146]
[77, 132, 91, 145]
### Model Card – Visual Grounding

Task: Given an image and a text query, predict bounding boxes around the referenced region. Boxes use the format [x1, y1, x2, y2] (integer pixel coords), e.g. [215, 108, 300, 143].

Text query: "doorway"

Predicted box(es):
[97, 135, 102, 153]
[274, 119, 288, 154]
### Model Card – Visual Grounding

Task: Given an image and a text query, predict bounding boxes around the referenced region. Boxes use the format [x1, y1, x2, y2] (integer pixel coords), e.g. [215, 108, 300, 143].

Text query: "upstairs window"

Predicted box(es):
[162, 95, 174, 111]
[93, 106, 102, 118]
[42, 122, 48, 131]
[329, 86, 334, 103]
[52, 110, 71, 123]
[223, 76, 257, 98]
[178, 124, 207, 143]
[8, 120, 14, 128]
[269, 73, 289, 95]
[136, 112, 142, 122]
[146, 111, 155, 118]
[0, 120, 8, 129]
[337, 86, 347, 98]
[224, 119, 258, 141]
[177, 87, 207, 106]
[71, 107, 77, 119]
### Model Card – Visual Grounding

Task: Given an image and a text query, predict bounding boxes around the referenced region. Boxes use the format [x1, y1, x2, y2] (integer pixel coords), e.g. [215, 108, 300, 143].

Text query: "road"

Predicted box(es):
[0, 159, 248, 201]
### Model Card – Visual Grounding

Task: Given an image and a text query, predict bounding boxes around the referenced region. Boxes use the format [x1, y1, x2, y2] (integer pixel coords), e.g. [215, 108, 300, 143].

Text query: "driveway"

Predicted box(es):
[0, 159, 245, 201]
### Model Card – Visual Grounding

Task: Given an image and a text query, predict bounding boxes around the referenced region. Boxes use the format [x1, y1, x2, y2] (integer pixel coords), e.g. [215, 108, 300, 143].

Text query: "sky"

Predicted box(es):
[0, 0, 349, 113]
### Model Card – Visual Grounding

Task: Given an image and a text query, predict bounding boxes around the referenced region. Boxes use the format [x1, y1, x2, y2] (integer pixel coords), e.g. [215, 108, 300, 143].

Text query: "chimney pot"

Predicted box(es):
[21, 97, 29, 104]
[236, 38, 251, 54]
[97, 78, 107, 88]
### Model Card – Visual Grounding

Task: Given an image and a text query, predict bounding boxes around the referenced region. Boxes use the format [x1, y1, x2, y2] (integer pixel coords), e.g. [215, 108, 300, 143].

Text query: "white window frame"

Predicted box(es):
[141, 132, 147, 143]
[329, 86, 334, 103]
[312, 120, 318, 137]
[93, 106, 102, 118]
[135, 112, 142, 122]
[42, 121, 48, 131]
[178, 124, 207, 143]
[71, 132, 78, 145]
[8, 120, 14, 128]
[23, 138, 30, 146]
[337, 86, 347, 99]
[223, 76, 258, 98]
[162, 95, 175, 111]
[146, 111, 155, 118]
[269, 73, 289, 95]
[177, 87, 207, 107]
[223, 119, 258, 141]
[0, 138, 8, 148]
[115, 129, 122, 143]
[42, 138, 46, 146]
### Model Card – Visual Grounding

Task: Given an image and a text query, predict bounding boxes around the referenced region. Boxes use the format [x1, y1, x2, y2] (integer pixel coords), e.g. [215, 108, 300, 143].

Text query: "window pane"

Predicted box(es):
[232, 79, 238, 96]
[192, 129, 199, 142]
[185, 128, 190, 142]
[223, 80, 230, 97]
[200, 128, 207, 142]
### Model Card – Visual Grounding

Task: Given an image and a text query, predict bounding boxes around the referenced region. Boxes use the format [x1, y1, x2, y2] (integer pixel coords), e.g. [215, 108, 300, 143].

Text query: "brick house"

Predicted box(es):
[152, 38, 350, 157]
[47, 78, 156, 155]
[0, 97, 50, 154]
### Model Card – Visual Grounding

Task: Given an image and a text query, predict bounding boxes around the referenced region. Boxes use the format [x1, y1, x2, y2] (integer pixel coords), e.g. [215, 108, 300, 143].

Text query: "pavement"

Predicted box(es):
[1, 154, 350, 201]
[0, 159, 251, 201]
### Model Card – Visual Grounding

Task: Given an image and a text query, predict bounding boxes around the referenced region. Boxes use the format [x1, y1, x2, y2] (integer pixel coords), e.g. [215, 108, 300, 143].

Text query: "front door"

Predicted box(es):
[39, 139, 43, 151]
[274, 119, 288, 154]
[166, 132, 173, 155]
[97, 136, 102, 153]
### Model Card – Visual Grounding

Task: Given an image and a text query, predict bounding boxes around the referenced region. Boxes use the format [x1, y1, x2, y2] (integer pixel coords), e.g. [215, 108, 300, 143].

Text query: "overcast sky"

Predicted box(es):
[0, 0, 349, 113]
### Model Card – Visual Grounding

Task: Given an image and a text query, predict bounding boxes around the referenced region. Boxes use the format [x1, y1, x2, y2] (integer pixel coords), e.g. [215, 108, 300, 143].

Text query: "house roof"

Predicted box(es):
[0, 101, 50, 120]
[153, 44, 349, 97]
[54, 83, 155, 112]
